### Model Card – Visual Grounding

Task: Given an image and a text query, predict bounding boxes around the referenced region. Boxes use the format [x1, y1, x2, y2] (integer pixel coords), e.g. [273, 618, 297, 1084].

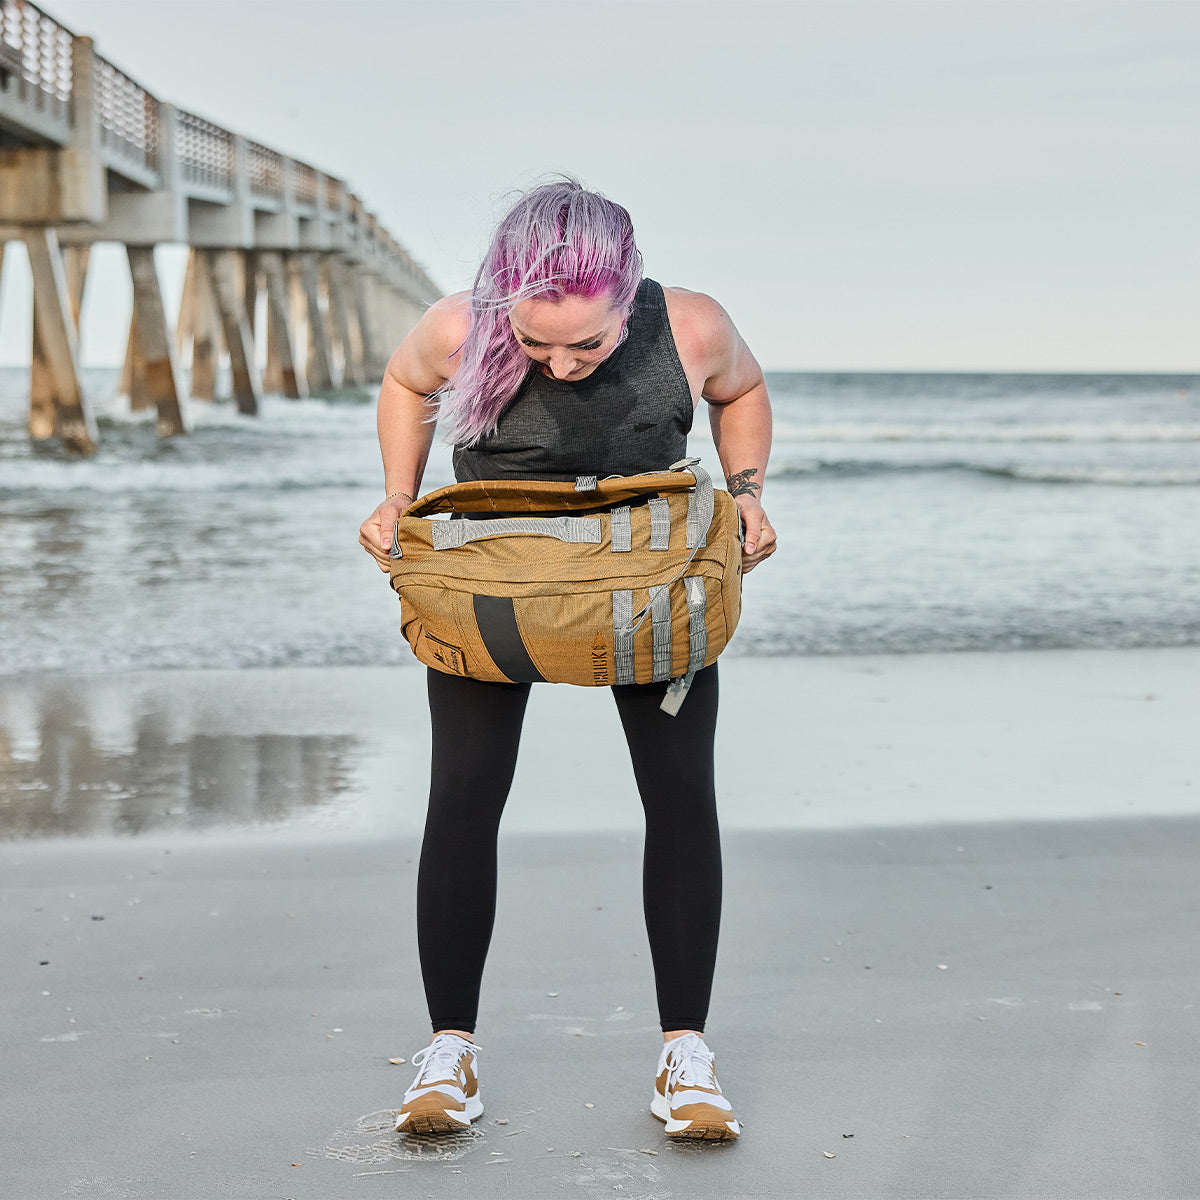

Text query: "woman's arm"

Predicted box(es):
[665, 289, 777, 572]
[358, 294, 469, 571]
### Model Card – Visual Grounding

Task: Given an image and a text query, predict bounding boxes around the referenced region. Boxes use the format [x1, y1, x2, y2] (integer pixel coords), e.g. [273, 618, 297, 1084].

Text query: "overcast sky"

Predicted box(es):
[4, 0, 1197, 371]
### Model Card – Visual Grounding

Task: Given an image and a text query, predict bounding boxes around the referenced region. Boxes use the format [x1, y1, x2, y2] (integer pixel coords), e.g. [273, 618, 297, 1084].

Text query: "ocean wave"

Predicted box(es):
[0, 458, 377, 494]
[5, 456, 1192, 494]
[779, 421, 1200, 443]
[768, 459, 1200, 486]
[976, 464, 1200, 486]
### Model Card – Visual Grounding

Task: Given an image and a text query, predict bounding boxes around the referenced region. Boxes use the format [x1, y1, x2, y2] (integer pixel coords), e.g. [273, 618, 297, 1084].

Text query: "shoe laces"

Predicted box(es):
[410, 1035, 477, 1084]
[666, 1033, 718, 1091]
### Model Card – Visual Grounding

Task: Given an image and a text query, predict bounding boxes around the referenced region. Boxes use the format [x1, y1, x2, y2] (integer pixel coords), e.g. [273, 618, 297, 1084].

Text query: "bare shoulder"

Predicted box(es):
[661, 286, 734, 349]
[419, 291, 472, 357]
[388, 291, 471, 391]
[661, 286, 744, 375]
[661, 285, 761, 403]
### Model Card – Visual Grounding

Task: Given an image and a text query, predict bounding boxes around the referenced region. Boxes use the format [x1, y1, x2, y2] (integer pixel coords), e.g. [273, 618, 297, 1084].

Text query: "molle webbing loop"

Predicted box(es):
[648, 498, 671, 550]
[611, 506, 632, 553]
[612, 590, 636, 686]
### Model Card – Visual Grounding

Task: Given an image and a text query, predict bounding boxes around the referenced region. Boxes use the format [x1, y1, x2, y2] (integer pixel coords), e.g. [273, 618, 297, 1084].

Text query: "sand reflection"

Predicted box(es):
[0, 685, 354, 838]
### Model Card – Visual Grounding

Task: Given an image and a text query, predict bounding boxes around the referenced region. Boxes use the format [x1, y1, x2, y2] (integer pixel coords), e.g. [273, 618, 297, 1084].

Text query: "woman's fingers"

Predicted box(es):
[736, 500, 777, 573]
[360, 502, 399, 572]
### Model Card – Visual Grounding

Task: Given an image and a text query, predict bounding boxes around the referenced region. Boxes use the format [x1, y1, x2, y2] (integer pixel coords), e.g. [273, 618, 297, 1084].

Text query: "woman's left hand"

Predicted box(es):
[736, 497, 777, 572]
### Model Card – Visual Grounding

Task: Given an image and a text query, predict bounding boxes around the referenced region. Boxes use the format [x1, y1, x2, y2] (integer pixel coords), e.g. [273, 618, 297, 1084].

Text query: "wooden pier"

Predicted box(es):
[0, 0, 440, 452]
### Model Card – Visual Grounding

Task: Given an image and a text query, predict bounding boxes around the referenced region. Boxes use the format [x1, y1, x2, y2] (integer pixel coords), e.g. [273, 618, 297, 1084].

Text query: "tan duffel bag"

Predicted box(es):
[387, 459, 742, 713]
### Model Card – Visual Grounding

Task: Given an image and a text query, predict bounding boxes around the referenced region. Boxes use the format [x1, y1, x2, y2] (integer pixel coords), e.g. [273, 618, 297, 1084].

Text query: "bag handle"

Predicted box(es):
[402, 460, 706, 520]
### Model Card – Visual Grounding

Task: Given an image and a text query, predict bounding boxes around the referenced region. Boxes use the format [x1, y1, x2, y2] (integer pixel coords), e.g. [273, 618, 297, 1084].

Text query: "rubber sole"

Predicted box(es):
[395, 1095, 483, 1135]
[651, 1092, 740, 1140]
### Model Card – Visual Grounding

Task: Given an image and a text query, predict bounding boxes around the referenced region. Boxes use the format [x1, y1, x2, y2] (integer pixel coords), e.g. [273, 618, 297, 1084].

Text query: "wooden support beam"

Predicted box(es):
[118, 311, 133, 397]
[327, 256, 364, 387]
[31, 245, 90, 437]
[64, 246, 89, 328]
[204, 249, 261, 415]
[259, 250, 306, 399]
[297, 251, 333, 393]
[350, 266, 381, 382]
[25, 236, 53, 440]
[30, 305, 55, 440]
[122, 311, 154, 411]
[25, 228, 96, 453]
[243, 251, 280, 394]
[176, 248, 198, 354]
[126, 245, 188, 436]
[188, 250, 220, 402]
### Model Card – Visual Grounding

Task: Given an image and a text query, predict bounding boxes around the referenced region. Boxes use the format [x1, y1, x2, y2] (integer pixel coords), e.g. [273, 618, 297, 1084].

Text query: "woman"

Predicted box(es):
[359, 179, 776, 1140]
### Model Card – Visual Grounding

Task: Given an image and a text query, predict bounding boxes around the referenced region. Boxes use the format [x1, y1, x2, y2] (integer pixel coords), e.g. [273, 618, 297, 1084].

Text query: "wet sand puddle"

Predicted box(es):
[312, 1108, 736, 1193]
[311, 1110, 484, 1167]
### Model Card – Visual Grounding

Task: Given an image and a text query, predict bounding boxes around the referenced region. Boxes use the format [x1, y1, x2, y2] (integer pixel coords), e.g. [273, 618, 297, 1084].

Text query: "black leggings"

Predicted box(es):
[418, 663, 722, 1034]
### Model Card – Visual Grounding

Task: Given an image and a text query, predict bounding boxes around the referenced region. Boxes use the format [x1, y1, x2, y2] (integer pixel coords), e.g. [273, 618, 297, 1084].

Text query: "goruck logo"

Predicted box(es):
[590, 632, 610, 684]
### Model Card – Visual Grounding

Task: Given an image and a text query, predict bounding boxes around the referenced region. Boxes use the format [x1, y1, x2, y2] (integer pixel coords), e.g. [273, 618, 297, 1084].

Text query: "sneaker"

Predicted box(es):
[393, 1033, 483, 1134]
[650, 1032, 740, 1140]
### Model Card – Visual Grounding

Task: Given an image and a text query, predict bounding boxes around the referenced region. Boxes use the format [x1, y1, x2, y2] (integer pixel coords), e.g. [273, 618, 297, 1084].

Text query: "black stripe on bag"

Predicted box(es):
[472, 595, 547, 683]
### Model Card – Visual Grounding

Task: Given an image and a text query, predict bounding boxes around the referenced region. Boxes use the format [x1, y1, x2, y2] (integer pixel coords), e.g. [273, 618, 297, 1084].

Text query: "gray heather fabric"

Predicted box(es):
[452, 279, 694, 483]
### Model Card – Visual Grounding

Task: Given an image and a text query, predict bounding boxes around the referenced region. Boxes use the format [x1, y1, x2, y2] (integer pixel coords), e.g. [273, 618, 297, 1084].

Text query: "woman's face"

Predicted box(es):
[508, 293, 625, 382]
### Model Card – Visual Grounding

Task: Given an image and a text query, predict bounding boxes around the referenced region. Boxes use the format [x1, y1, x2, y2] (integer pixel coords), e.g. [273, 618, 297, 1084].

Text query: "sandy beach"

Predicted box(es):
[2, 648, 1198, 1198]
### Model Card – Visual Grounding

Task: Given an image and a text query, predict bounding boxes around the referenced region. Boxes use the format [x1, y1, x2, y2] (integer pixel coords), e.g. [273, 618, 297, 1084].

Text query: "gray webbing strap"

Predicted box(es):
[649, 585, 673, 682]
[610, 505, 632, 553]
[432, 515, 601, 550]
[612, 590, 635, 685]
[684, 575, 708, 673]
[684, 463, 715, 549]
[575, 475, 598, 492]
[648, 498, 671, 550]
[659, 576, 709, 716]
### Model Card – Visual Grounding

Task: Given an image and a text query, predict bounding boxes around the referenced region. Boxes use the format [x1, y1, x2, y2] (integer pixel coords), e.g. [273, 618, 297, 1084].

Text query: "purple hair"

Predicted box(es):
[437, 178, 643, 447]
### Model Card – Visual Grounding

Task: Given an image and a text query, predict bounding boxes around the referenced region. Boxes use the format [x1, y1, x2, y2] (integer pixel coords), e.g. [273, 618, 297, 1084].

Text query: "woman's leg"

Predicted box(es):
[419, 669, 532, 1033]
[610, 663, 722, 1033]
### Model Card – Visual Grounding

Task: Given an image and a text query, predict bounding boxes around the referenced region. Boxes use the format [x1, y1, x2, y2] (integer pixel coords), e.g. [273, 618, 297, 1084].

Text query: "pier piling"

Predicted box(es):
[25, 228, 96, 453]
[205, 249, 262, 416]
[126, 246, 188, 435]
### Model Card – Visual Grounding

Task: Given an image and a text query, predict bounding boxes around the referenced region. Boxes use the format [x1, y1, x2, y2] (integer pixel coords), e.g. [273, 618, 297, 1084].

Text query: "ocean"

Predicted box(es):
[1, 368, 1198, 677]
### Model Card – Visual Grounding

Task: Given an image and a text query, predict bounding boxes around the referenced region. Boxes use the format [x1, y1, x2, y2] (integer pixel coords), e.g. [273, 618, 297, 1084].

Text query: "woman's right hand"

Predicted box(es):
[359, 494, 413, 573]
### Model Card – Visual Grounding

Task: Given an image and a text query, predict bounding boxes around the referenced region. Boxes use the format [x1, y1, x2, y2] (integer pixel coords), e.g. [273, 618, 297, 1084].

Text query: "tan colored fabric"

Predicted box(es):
[388, 467, 742, 686]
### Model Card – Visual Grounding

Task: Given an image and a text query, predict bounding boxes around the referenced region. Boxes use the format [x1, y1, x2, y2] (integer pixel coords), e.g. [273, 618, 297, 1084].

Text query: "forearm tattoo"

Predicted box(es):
[726, 468, 761, 498]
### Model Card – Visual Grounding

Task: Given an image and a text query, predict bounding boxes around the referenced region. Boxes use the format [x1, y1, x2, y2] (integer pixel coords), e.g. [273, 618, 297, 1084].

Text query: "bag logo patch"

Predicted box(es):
[425, 634, 466, 676]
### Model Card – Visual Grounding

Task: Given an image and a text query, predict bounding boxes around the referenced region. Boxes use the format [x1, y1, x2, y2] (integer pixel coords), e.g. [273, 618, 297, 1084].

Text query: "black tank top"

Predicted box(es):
[452, 279, 693, 483]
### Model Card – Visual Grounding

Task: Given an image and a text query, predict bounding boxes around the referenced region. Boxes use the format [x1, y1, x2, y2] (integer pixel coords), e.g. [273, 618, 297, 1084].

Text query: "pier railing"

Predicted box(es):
[0, 0, 441, 451]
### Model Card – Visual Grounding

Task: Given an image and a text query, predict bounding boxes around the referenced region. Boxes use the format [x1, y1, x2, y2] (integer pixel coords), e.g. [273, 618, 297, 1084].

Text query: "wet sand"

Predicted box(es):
[1, 649, 1196, 838]
[1, 649, 1197, 1198]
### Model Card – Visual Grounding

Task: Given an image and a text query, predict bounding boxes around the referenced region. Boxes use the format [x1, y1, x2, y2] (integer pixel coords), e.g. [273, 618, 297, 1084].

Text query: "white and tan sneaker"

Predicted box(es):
[394, 1033, 483, 1134]
[650, 1032, 740, 1140]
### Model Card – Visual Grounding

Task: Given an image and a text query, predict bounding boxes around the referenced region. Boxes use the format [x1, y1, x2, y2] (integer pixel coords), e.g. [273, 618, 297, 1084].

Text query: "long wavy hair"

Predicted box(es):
[437, 178, 643, 447]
